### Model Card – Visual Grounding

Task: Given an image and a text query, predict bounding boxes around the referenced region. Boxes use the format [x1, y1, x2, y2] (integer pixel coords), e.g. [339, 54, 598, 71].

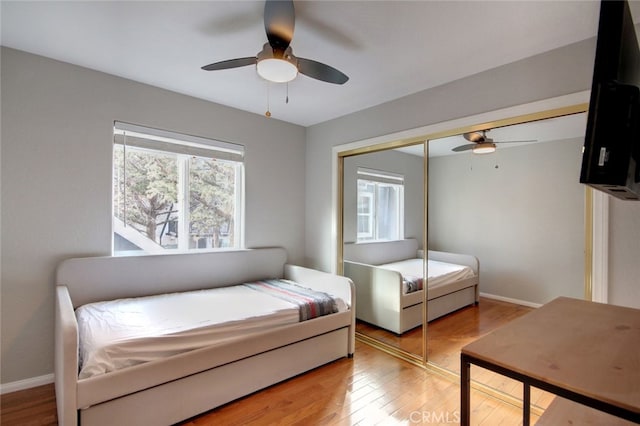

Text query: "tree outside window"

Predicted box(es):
[113, 123, 244, 254]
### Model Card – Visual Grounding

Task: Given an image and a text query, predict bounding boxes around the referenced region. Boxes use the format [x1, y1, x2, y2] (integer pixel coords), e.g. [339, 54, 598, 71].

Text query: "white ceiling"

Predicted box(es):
[0, 1, 629, 127]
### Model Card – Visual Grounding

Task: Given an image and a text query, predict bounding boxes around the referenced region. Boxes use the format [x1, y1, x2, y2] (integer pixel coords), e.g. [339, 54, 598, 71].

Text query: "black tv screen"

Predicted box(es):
[580, 0, 640, 200]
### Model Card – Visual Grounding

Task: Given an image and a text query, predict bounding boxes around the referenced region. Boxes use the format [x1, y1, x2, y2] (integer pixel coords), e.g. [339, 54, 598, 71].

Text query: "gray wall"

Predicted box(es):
[428, 139, 585, 305]
[609, 198, 640, 308]
[343, 150, 423, 245]
[0, 47, 306, 384]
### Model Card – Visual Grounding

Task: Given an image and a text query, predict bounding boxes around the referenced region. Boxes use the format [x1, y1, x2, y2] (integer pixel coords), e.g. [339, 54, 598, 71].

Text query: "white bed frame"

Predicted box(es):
[343, 239, 478, 334]
[55, 248, 355, 426]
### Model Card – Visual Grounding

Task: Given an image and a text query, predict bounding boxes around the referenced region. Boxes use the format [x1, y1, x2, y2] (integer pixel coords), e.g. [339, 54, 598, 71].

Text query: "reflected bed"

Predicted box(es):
[344, 238, 479, 334]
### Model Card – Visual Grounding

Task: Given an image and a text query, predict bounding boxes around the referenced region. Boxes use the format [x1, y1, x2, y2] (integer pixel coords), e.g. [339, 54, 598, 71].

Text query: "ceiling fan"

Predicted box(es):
[201, 0, 349, 85]
[452, 130, 537, 154]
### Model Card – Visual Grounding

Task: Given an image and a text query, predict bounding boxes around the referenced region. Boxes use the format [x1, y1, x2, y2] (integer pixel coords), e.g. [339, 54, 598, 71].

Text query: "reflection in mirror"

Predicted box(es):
[425, 112, 588, 405]
[342, 146, 425, 359]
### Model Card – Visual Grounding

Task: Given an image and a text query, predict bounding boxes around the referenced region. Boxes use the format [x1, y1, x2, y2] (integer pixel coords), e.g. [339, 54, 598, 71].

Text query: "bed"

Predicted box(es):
[55, 248, 355, 426]
[343, 239, 478, 334]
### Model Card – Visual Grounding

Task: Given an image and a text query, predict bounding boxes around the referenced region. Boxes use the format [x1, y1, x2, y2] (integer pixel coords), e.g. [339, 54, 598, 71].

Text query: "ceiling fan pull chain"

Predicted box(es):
[265, 82, 272, 118]
[286, 82, 289, 104]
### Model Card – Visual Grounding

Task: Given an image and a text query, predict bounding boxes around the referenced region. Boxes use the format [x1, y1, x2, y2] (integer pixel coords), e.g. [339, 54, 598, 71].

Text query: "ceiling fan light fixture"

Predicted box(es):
[256, 44, 298, 83]
[257, 58, 298, 83]
[472, 142, 497, 154]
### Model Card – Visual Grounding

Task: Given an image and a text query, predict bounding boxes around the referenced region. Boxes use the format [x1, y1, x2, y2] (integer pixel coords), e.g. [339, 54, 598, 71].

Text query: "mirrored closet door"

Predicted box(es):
[337, 103, 593, 412]
[424, 109, 591, 411]
[425, 111, 589, 371]
[340, 143, 427, 361]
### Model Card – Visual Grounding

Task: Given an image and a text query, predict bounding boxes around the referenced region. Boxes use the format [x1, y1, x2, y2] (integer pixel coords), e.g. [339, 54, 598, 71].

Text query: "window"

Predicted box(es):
[113, 122, 244, 255]
[356, 168, 404, 242]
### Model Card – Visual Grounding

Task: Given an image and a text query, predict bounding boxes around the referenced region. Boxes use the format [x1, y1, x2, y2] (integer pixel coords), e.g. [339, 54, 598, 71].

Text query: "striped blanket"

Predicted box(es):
[403, 275, 424, 294]
[243, 279, 338, 321]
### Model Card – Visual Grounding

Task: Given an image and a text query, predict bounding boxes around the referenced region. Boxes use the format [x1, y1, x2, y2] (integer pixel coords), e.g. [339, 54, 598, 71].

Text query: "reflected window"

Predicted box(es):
[356, 168, 404, 242]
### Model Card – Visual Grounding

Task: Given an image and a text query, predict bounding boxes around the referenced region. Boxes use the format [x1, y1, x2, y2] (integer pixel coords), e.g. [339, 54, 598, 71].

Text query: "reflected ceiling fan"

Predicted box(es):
[452, 130, 537, 154]
[201, 0, 349, 85]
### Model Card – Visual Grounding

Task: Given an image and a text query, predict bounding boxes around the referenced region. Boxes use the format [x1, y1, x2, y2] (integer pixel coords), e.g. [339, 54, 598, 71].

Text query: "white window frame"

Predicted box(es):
[113, 121, 245, 254]
[357, 189, 374, 239]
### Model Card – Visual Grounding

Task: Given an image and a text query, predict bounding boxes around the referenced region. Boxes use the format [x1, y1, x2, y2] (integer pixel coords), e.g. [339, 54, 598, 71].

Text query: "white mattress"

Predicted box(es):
[378, 258, 476, 293]
[76, 283, 347, 379]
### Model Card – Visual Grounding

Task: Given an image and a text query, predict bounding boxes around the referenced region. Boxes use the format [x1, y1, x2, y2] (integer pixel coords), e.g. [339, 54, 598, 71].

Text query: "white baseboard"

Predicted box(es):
[479, 292, 542, 309]
[0, 373, 54, 395]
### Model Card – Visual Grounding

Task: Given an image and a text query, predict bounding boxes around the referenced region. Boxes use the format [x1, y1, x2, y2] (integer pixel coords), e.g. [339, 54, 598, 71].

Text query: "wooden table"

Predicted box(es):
[460, 297, 640, 425]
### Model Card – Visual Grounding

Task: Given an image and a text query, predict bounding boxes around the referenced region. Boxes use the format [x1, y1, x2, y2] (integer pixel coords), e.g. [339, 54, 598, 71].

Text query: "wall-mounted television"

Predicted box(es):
[580, 0, 640, 200]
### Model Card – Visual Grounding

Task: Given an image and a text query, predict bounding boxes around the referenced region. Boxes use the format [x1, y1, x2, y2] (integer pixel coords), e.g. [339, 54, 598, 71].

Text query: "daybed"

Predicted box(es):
[55, 248, 355, 426]
[343, 238, 478, 334]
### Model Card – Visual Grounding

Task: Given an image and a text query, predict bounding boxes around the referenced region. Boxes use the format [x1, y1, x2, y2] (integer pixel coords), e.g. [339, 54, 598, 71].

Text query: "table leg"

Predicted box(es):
[523, 382, 531, 426]
[461, 354, 471, 426]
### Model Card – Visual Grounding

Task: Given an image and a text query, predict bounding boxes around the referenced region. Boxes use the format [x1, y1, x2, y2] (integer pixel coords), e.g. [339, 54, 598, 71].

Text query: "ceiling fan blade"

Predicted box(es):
[264, 0, 295, 51]
[297, 57, 349, 85]
[201, 57, 257, 71]
[452, 144, 476, 152]
[494, 139, 538, 144]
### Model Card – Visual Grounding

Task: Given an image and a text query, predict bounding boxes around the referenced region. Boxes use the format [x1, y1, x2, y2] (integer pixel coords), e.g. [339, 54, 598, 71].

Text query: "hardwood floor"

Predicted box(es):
[1, 299, 542, 425]
[0, 341, 536, 425]
[182, 340, 538, 425]
[0, 382, 57, 426]
[355, 322, 423, 356]
[355, 297, 554, 414]
[427, 297, 534, 372]
[355, 297, 534, 366]
[426, 298, 554, 412]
